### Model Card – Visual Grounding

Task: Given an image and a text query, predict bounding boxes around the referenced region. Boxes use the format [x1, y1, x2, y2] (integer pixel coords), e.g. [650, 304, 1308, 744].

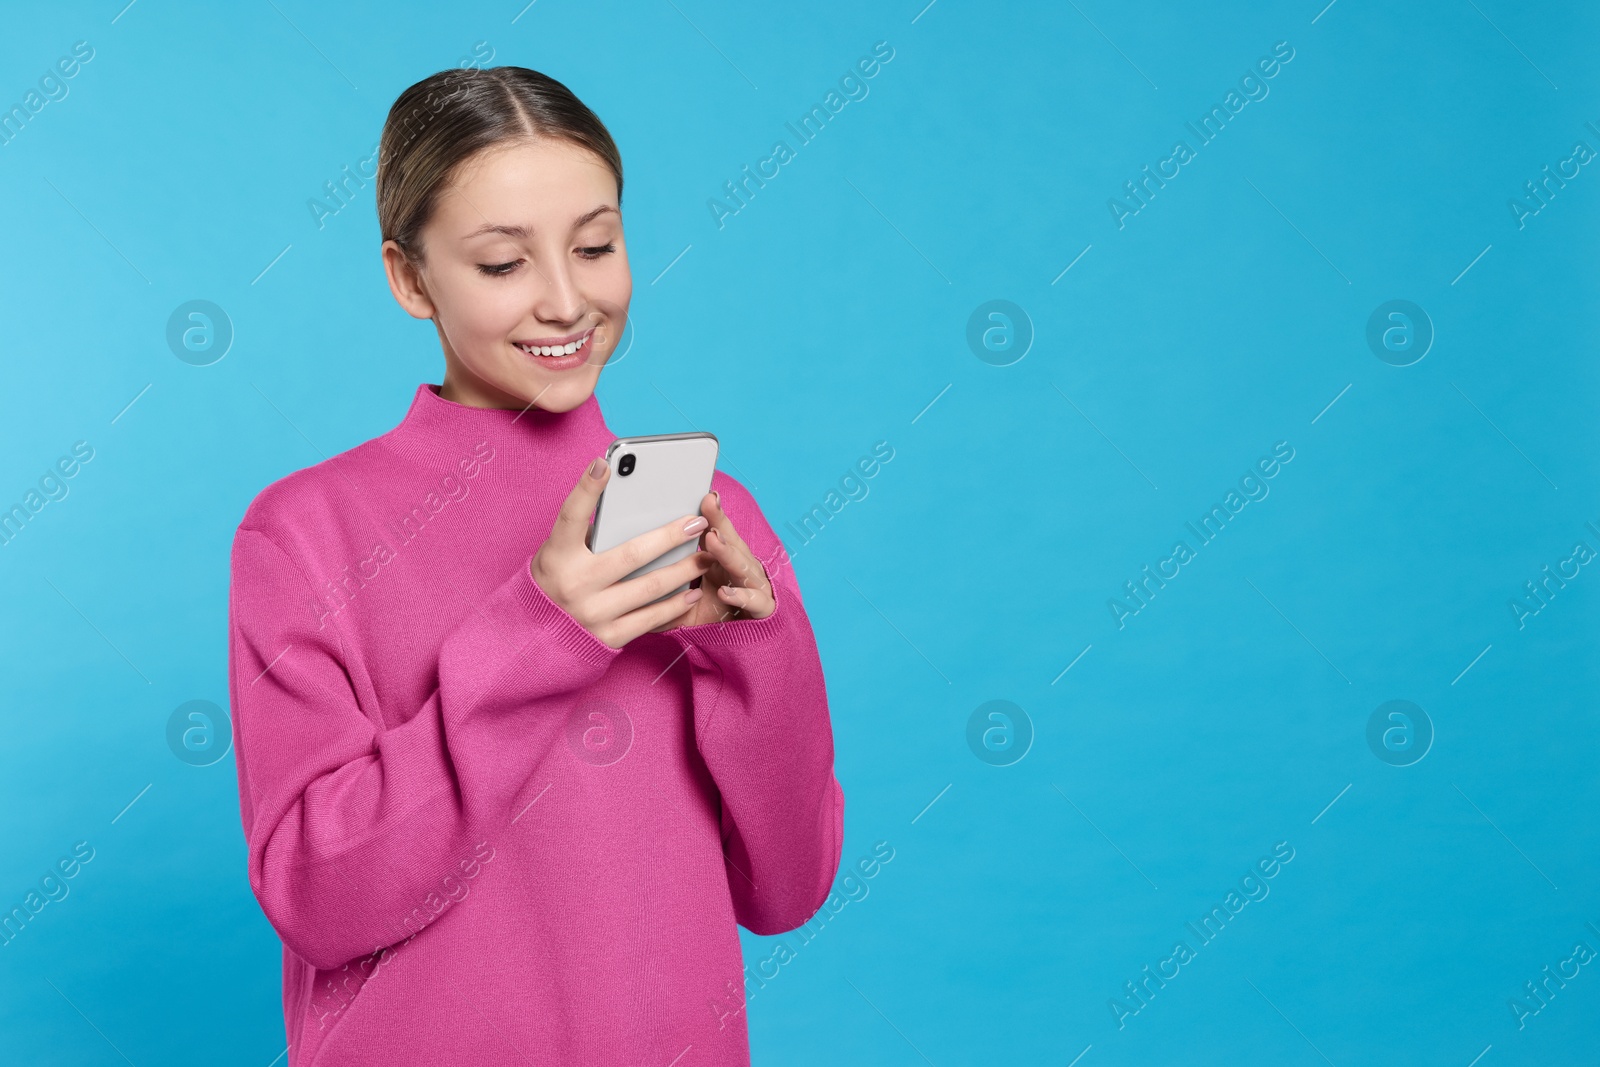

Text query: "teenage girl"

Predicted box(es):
[228, 66, 844, 1066]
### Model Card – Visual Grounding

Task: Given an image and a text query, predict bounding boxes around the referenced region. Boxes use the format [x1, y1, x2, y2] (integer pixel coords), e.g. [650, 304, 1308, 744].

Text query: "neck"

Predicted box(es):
[381, 382, 614, 470]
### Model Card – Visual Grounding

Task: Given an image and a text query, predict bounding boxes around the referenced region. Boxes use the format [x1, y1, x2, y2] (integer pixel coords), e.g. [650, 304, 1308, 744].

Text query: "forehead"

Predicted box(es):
[432, 138, 617, 232]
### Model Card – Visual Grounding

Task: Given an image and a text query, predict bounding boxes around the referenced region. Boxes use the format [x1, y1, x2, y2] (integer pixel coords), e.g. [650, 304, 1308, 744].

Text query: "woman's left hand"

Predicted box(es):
[651, 491, 775, 631]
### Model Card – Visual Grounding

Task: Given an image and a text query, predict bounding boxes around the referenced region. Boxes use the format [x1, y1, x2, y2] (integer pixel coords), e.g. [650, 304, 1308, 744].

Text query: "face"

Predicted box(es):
[382, 137, 630, 413]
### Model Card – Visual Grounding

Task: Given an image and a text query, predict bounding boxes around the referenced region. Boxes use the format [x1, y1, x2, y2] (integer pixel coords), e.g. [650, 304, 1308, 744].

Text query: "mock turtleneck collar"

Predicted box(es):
[381, 382, 614, 466]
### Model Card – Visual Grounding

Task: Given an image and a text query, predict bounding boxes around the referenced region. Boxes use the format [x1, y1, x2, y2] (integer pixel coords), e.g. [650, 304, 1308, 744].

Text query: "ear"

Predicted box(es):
[381, 240, 435, 320]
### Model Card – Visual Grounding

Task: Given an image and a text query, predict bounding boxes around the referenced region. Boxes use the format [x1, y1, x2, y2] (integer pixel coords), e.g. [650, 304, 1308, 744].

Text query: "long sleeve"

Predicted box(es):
[227, 524, 620, 971]
[668, 481, 845, 935]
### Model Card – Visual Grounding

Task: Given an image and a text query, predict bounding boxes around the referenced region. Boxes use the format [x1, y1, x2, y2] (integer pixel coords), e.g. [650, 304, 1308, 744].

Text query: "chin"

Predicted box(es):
[522, 375, 598, 412]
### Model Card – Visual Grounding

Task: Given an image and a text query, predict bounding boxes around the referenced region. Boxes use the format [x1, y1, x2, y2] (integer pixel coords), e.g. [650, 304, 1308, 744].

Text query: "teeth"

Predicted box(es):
[517, 333, 589, 358]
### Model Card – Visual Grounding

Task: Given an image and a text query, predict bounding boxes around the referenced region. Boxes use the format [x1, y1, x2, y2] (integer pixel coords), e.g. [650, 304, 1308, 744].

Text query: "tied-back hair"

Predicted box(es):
[376, 66, 623, 263]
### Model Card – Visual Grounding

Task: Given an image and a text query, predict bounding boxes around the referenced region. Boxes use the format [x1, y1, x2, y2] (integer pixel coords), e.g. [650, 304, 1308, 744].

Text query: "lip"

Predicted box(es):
[512, 325, 598, 372]
[512, 326, 595, 350]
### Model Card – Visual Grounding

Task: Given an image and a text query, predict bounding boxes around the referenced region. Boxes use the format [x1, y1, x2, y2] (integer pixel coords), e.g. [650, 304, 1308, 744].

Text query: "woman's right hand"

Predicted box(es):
[529, 455, 713, 649]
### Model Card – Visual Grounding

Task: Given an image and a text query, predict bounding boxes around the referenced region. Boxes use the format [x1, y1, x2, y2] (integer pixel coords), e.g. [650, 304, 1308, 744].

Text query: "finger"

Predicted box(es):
[597, 548, 712, 618]
[647, 595, 694, 633]
[703, 498, 764, 588]
[704, 527, 767, 591]
[718, 579, 773, 616]
[701, 490, 748, 553]
[615, 583, 705, 643]
[595, 510, 709, 585]
[553, 454, 611, 551]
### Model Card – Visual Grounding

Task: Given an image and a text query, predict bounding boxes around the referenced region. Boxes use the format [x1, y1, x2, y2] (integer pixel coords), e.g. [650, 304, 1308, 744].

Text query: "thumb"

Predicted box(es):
[554, 454, 610, 551]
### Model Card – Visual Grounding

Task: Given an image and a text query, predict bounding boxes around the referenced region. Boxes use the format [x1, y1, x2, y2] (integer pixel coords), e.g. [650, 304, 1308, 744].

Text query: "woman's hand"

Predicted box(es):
[530, 456, 717, 649]
[649, 490, 775, 632]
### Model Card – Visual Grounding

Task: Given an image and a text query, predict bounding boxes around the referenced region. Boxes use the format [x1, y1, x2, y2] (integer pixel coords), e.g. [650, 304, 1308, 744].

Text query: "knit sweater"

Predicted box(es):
[226, 382, 845, 1066]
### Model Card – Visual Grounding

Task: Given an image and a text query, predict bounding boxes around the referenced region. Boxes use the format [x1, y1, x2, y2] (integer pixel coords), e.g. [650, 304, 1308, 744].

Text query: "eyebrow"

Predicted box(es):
[461, 204, 619, 241]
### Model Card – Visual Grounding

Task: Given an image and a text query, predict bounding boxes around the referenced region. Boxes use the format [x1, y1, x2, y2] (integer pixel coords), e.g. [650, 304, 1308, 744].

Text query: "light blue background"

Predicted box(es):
[0, 1, 1596, 1064]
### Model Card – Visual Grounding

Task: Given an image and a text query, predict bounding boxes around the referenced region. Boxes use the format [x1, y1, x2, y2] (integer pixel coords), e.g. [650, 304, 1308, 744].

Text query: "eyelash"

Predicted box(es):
[477, 243, 616, 277]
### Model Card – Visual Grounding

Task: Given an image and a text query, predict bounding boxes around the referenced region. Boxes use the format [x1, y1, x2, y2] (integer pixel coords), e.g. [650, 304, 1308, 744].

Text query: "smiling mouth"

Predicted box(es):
[513, 328, 594, 358]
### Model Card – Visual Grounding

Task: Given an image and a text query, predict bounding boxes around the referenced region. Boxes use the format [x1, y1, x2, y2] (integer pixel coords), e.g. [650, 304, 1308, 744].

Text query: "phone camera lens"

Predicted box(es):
[618, 453, 636, 476]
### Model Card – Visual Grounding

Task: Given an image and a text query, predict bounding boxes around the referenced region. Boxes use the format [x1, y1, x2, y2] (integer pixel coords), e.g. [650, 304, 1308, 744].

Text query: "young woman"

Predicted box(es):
[227, 66, 845, 1066]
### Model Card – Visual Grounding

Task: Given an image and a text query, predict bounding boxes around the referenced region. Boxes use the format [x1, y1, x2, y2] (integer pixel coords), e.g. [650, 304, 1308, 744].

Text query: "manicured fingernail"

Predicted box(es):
[588, 457, 607, 479]
[686, 587, 703, 603]
[683, 515, 708, 535]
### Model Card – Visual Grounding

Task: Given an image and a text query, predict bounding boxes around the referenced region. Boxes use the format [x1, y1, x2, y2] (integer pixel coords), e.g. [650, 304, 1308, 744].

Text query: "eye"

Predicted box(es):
[477, 260, 520, 277]
[578, 243, 616, 260]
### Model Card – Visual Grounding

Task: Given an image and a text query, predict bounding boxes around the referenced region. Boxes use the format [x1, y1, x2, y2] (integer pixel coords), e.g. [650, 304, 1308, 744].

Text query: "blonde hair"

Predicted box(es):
[376, 66, 623, 263]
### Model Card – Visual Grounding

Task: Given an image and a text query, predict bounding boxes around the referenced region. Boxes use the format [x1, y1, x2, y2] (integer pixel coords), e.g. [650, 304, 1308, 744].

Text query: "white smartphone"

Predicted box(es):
[586, 431, 720, 603]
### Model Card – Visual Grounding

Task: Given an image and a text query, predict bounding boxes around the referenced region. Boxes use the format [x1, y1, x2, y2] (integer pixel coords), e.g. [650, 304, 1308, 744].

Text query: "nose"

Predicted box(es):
[532, 252, 585, 327]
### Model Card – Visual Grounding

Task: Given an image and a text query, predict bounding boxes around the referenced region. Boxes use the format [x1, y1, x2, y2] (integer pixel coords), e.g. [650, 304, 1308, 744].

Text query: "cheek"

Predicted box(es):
[600, 240, 632, 299]
[435, 293, 518, 371]
[589, 267, 633, 347]
[602, 256, 632, 314]
[458, 284, 532, 342]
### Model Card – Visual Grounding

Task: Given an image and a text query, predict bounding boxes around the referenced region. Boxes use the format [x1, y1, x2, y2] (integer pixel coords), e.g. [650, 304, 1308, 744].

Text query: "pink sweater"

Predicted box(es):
[227, 382, 845, 1066]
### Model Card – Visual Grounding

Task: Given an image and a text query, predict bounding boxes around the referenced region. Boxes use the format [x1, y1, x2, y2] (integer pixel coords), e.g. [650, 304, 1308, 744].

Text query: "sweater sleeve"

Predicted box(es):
[667, 480, 845, 935]
[227, 524, 620, 971]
